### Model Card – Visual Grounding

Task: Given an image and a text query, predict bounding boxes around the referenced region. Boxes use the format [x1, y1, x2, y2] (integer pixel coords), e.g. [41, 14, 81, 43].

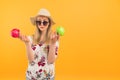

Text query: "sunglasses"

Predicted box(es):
[36, 20, 49, 26]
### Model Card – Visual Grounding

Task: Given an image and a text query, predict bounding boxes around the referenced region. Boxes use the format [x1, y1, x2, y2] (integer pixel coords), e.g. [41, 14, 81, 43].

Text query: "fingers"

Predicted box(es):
[19, 34, 29, 42]
[50, 32, 56, 40]
[55, 31, 60, 40]
[54, 32, 60, 40]
[57, 34, 60, 40]
[50, 31, 60, 41]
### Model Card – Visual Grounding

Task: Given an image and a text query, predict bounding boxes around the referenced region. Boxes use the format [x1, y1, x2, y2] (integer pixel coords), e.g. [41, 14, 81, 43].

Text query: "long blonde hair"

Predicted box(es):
[32, 17, 52, 45]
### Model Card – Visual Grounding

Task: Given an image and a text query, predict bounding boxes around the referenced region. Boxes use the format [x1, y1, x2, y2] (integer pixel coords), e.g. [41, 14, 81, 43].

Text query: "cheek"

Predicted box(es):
[46, 25, 49, 29]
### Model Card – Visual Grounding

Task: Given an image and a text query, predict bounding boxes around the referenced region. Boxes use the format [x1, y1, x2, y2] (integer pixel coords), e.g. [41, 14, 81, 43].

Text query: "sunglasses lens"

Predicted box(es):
[43, 21, 48, 26]
[36, 21, 49, 26]
[36, 21, 41, 25]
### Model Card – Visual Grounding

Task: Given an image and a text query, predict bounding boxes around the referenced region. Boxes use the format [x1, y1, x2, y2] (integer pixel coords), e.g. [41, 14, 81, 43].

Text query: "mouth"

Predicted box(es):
[40, 27, 44, 28]
[40, 27, 45, 30]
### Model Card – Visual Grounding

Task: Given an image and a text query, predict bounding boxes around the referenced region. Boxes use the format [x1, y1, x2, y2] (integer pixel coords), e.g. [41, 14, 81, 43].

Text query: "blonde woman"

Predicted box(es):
[20, 8, 59, 80]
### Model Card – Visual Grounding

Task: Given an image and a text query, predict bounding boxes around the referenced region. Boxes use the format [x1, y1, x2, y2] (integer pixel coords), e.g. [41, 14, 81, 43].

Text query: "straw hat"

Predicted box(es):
[30, 8, 55, 25]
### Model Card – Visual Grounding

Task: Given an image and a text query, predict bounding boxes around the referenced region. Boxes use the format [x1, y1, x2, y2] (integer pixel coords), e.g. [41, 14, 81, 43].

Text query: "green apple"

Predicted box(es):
[56, 26, 65, 36]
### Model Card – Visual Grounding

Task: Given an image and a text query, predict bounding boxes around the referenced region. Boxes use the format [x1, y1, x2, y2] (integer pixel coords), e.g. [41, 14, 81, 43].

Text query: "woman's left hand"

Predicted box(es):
[50, 32, 60, 45]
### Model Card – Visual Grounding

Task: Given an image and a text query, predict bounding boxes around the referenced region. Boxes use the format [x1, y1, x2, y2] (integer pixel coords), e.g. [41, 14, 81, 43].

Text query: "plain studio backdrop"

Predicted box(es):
[0, 0, 120, 80]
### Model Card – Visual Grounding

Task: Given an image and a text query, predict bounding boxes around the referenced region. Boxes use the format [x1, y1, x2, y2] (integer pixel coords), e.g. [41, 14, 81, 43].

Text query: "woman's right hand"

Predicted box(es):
[19, 34, 34, 62]
[19, 34, 30, 44]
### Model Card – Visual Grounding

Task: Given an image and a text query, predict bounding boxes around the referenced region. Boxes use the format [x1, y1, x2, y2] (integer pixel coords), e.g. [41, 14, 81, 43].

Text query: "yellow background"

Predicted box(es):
[0, 0, 120, 80]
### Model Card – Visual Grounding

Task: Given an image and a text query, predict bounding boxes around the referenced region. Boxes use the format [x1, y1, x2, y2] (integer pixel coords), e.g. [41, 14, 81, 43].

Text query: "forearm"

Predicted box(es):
[25, 43, 34, 63]
[47, 44, 56, 64]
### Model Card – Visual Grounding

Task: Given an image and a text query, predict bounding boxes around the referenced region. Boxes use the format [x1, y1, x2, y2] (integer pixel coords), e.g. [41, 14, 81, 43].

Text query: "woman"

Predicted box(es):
[20, 8, 59, 80]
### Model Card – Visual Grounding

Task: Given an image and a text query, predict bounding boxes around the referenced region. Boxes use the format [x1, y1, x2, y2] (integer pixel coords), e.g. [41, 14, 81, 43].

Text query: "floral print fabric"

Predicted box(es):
[26, 36, 59, 80]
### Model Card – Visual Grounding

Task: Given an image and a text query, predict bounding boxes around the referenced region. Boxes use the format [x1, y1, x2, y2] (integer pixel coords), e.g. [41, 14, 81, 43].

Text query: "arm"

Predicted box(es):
[19, 35, 34, 63]
[47, 32, 59, 64]
[47, 43, 57, 64]
[25, 42, 34, 63]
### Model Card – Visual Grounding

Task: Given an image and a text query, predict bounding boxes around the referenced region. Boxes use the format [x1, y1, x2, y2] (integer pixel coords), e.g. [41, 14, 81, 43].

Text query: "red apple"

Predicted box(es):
[11, 28, 20, 38]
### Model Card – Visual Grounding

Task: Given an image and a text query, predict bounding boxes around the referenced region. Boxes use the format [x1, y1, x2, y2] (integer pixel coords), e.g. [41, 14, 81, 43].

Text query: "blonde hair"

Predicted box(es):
[32, 17, 52, 45]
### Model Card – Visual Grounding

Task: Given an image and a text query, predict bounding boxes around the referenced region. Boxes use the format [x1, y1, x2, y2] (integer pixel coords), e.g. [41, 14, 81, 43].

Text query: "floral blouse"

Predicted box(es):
[26, 36, 59, 80]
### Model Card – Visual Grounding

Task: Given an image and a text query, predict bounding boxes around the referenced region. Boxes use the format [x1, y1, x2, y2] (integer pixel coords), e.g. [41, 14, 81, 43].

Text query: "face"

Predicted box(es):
[36, 16, 50, 32]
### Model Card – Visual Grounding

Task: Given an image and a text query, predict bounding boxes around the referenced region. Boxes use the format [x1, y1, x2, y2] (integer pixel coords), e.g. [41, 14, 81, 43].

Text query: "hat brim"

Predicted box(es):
[30, 15, 55, 26]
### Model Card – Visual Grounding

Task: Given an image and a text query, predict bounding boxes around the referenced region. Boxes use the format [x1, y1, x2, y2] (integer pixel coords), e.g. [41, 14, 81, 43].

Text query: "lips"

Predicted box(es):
[40, 27, 44, 28]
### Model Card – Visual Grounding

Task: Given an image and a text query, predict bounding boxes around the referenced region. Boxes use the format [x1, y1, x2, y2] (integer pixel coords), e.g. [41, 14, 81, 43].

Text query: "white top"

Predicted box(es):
[26, 36, 59, 80]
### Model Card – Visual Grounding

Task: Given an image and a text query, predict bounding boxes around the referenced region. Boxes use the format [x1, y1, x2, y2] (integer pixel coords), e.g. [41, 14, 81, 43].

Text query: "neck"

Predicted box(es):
[40, 30, 47, 42]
